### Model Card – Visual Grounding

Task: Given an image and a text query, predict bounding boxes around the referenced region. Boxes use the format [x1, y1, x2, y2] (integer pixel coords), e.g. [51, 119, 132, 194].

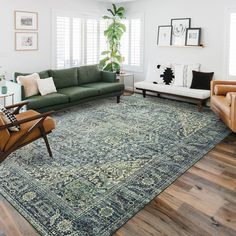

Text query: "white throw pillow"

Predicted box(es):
[172, 64, 185, 87]
[17, 73, 40, 98]
[145, 63, 160, 83]
[185, 64, 201, 88]
[37, 77, 57, 96]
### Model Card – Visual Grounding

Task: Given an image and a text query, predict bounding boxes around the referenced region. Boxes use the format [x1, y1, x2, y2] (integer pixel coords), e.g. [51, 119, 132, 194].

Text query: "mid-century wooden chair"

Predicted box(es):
[0, 101, 55, 163]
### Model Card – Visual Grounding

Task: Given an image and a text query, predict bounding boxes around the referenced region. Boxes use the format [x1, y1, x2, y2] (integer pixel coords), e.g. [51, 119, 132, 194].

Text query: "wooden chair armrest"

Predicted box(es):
[231, 94, 236, 131]
[211, 80, 236, 96]
[5, 101, 29, 114]
[0, 111, 53, 130]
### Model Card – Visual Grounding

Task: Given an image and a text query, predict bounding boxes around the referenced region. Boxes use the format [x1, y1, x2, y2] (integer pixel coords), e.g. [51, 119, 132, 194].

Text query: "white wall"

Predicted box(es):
[124, 0, 236, 82]
[0, 0, 106, 80]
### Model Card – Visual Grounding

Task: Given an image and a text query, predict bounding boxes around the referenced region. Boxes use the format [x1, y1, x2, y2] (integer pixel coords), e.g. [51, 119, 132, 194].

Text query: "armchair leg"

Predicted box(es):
[39, 126, 53, 157]
[0, 153, 8, 164]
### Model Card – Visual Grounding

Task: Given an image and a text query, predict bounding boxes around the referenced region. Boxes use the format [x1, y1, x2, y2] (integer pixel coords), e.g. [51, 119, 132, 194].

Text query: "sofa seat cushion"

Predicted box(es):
[82, 82, 124, 95]
[211, 96, 230, 117]
[78, 65, 102, 85]
[50, 68, 78, 89]
[4, 110, 55, 151]
[27, 93, 69, 110]
[58, 87, 99, 102]
[135, 81, 210, 100]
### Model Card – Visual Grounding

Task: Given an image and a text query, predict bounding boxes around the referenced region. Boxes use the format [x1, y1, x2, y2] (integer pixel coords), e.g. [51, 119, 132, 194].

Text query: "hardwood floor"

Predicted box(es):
[0, 133, 236, 236]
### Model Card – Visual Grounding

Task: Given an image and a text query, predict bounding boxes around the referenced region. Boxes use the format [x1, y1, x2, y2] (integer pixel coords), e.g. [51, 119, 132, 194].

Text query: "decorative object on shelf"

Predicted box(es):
[157, 25, 172, 46]
[1, 86, 8, 94]
[15, 32, 38, 51]
[171, 18, 191, 46]
[186, 28, 201, 46]
[99, 4, 126, 72]
[14, 11, 38, 30]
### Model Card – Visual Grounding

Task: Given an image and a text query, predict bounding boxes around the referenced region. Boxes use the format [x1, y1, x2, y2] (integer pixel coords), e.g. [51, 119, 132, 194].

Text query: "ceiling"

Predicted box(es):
[96, 0, 137, 3]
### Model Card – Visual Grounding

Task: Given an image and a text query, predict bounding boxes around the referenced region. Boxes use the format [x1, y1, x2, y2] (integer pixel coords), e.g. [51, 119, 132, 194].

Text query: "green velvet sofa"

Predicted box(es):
[14, 65, 124, 112]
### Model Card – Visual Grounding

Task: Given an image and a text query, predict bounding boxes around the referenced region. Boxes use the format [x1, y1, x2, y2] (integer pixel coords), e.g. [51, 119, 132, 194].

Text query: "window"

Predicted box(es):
[52, 11, 144, 71]
[52, 11, 107, 69]
[120, 15, 144, 72]
[229, 12, 236, 78]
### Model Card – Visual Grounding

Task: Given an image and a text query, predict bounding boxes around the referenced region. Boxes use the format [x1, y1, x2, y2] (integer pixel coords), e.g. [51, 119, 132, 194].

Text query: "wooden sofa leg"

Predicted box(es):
[39, 127, 53, 157]
[117, 96, 120, 103]
[143, 90, 146, 98]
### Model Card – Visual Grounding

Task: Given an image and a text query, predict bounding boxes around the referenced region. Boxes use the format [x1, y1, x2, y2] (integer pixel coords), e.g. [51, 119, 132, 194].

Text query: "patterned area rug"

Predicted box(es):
[0, 95, 230, 236]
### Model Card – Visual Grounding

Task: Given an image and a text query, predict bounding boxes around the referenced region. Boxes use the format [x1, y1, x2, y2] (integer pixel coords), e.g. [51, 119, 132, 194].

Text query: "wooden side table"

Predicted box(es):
[0, 92, 14, 106]
[117, 73, 135, 96]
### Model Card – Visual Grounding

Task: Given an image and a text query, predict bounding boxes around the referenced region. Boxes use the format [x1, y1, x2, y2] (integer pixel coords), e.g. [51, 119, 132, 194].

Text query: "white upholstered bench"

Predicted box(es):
[135, 81, 210, 111]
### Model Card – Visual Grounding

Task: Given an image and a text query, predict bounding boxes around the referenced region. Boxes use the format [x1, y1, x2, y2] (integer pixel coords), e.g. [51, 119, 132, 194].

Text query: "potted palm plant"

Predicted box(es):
[99, 4, 126, 73]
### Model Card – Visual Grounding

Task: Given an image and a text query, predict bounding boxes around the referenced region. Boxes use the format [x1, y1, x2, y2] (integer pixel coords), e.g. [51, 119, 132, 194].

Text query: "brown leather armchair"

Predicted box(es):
[0, 102, 55, 163]
[211, 80, 236, 132]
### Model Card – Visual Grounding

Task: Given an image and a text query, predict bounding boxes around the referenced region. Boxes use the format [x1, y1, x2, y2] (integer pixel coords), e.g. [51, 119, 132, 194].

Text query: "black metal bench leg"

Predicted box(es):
[197, 101, 203, 112]
[143, 90, 146, 98]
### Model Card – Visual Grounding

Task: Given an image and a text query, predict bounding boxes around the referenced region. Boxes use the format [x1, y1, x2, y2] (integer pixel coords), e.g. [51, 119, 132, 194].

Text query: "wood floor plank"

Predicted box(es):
[1, 133, 236, 236]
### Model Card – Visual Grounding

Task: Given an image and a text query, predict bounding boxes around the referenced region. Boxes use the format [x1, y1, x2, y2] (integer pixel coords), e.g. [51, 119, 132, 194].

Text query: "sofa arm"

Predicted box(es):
[101, 71, 117, 83]
[231, 93, 236, 132]
[211, 80, 236, 96]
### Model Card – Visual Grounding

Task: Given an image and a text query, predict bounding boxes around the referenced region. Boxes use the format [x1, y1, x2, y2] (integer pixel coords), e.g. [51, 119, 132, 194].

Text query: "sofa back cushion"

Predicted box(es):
[78, 65, 101, 85]
[50, 68, 78, 89]
[14, 70, 50, 81]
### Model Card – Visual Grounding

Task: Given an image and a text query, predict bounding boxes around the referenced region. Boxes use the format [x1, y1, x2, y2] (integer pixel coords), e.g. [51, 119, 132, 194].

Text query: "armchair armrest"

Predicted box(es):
[101, 71, 117, 83]
[0, 111, 53, 130]
[5, 101, 29, 114]
[211, 80, 236, 96]
[231, 94, 236, 132]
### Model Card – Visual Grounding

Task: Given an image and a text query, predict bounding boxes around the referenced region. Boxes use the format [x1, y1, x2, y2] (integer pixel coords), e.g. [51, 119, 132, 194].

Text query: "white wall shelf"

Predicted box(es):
[158, 45, 204, 48]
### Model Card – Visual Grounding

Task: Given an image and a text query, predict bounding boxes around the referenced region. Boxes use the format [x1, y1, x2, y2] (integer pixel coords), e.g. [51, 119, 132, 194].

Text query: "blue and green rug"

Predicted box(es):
[0, 95, 230, 236]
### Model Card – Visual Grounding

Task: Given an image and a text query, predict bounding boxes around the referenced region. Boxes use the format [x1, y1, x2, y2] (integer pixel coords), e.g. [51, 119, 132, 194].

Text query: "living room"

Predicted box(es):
[0, 0, 236, 235]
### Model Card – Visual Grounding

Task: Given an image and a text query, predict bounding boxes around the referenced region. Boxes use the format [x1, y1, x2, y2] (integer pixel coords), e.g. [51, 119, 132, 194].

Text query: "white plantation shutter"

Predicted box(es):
[72, 18, 82, 67]
[120, 20, 130, 65]
[130, 19, 142, 67]
[86, 19, 98, 65]
[99, 20, 108, 59]
[229, 13, 236, 77]
[56, 16, 70, 69]
[120, 15, 144, 72]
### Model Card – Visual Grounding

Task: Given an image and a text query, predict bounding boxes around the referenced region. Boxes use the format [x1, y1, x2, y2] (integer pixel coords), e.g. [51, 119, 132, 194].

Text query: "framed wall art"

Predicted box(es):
[157, 25, 172, 46]
[15, 32, 38, 51]
[14, 11, 38, 30]
[186, 28, 201, 46]
[171, 18, 191, 46]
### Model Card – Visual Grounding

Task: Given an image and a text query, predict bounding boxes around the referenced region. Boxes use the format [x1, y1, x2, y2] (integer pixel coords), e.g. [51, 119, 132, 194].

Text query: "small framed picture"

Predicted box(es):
[14, 11, 38, 30]
[186, 28, 201, 46]
[15, 32, 38, 51]
[157, 26, 172, 46]
[171, 18, 191, 46]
